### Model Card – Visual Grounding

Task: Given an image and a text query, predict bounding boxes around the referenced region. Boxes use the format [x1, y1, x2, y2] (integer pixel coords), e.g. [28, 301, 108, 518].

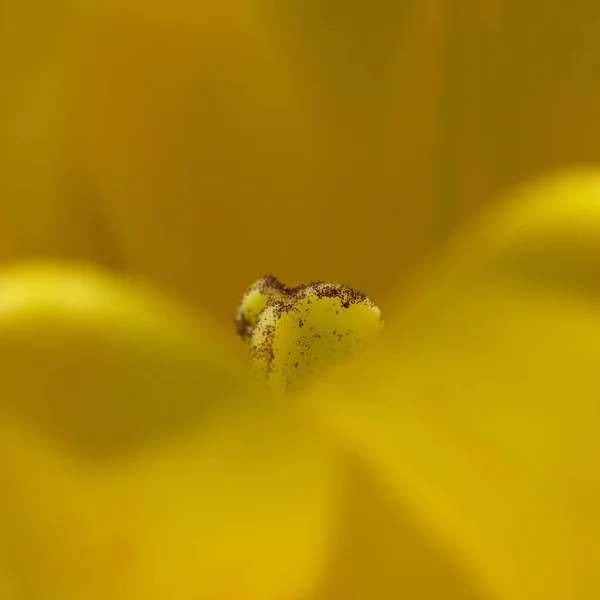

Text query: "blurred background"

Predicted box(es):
[3, 2, 600, 599]
[1, 0, 599, 321]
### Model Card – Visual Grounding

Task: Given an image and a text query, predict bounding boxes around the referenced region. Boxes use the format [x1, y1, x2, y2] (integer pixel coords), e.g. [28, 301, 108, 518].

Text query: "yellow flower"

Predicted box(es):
[3, 169, 600, 599]
[2, 0, 600, 598]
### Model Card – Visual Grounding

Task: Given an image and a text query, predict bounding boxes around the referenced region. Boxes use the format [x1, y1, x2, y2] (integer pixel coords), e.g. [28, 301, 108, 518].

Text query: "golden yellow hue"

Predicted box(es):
[236, 276, 287, 339]
[3, 0, 600, 597]
[0, 261, 340, 600]
[314, 169, 600, 599]
[4, 1, 600, 323]
[0, 260, 252, 455]
[0, 0, 440, 320]
[2, 170, 600, 599]
[239, 278, 383, 391]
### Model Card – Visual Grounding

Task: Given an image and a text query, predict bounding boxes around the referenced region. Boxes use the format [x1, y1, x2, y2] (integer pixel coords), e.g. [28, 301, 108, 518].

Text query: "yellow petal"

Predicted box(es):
[260, 0, 445, 301]
[2, 403, 339, 600]
[312, 169, 600, 598]
[0, 260, 340, 599]
[0, 0, 119, 264]
[72, 0, 324, 321]
[71, 0, 443, 321]
[0, 259, 252, 456]
[312, 457, 489, 600]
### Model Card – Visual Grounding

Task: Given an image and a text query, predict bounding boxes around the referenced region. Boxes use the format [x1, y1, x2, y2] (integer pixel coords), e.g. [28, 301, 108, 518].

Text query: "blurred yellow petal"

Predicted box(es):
[312, 457, 489, 600]
[0, 261, 340, 600]
[312, 169, 600, 598]
[425, 3, 600, 231]
[0, 0, 449, 321]
[6, 0, 600, 327]
[71, 0, 326, 321]
[260, 0, 445, 298]
[0, 260, 250, 456]
[1, 404, 340, 600]
[0, 546, 18, 600]
[0, 0, 120, 264]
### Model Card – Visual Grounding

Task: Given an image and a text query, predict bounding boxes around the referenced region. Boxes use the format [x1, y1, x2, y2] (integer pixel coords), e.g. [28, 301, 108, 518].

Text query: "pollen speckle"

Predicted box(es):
[236, 276, 383, 391]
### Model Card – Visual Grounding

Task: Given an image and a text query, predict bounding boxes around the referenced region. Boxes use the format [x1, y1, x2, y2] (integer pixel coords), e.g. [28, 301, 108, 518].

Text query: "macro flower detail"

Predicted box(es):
[2, 163, 600, 600]
[236, 276, 383, 390]
[3, 0, 600, 595]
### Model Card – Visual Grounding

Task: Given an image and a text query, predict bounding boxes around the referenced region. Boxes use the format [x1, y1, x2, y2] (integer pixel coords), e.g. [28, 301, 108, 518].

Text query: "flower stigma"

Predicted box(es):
[236, 276, 384, 391]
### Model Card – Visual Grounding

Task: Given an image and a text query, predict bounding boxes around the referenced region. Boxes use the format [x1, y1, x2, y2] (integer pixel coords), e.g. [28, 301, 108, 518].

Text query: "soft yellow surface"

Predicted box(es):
[0, 262, 339, 600]
[4, 0, 600, 322]
[315, 170, 600, 599]
[0, 0, 520, 321]
[3, 0, 600, 598]
[2, 170, 600, 599]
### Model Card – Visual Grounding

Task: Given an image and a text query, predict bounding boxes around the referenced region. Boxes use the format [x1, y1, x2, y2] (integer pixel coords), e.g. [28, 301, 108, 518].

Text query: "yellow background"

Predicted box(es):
[1, 0, 599, 322]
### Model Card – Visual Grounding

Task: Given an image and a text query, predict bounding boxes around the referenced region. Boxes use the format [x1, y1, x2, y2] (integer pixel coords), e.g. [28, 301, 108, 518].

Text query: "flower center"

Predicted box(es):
[236, 276, 383, 390]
